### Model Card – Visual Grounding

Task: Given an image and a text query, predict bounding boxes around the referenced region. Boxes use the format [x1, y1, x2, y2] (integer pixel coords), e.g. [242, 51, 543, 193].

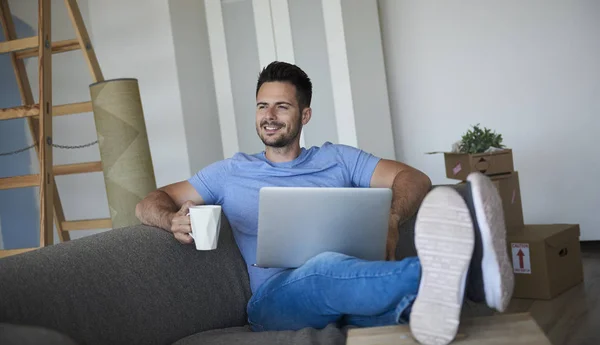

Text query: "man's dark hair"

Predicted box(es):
[256, 61, 312, 110]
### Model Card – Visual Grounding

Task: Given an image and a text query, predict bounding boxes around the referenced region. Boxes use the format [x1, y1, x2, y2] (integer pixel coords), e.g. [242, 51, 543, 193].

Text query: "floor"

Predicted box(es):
[463, 241, 600, 345]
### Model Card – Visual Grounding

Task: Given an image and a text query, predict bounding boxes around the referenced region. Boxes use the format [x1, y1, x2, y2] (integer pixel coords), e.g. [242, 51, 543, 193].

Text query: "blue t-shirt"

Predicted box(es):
[188, 142, 381, 293]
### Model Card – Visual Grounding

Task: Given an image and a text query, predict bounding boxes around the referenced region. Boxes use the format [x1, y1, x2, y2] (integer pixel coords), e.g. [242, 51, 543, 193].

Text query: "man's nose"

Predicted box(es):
[266, 107, 277, 119]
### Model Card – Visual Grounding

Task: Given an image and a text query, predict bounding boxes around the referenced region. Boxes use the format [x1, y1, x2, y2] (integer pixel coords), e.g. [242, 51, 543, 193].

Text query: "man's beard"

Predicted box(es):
[258, 118, 302, 148]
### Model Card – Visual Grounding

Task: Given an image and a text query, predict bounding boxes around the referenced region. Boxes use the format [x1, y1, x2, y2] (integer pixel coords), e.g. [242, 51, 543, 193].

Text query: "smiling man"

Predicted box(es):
[136, 61, 514, 345]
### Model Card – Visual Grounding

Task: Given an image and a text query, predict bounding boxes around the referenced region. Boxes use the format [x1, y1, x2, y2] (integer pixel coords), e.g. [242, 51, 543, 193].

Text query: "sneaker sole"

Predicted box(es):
[410, 187, 474, 345]
[467, 172, 514, 312]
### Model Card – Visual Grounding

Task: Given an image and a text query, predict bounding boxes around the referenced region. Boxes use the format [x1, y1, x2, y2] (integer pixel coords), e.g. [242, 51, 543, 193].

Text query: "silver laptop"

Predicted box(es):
[255, 187, 393, 268]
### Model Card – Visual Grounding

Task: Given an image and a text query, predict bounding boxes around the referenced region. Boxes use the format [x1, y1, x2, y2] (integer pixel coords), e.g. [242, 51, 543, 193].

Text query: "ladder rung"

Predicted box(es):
[0, 36, 38, 54]
[62, 218, 112, 231]
[0, 248, 38, 258]
[0, 101, 92, 121]
[0, 174, 39, 190]
[0, 104, 40, 120]
[15, 39, 80, 59]
[53, 101, 92, 116]
[54, 161, 103, 175]
[0, 163, 102, 190]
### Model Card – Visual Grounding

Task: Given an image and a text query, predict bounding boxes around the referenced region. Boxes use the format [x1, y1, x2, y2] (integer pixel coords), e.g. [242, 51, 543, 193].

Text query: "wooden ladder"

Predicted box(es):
[0, 0, 112, 258]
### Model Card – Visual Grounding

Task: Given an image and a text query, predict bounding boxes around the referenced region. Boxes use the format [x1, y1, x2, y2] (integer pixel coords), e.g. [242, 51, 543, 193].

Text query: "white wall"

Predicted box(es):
[379, 0, 600, 240]
[87, 0, 192, 185]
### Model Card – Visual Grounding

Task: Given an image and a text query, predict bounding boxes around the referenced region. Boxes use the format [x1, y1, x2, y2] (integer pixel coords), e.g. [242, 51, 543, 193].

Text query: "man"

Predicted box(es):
[136, 61, 513, 345]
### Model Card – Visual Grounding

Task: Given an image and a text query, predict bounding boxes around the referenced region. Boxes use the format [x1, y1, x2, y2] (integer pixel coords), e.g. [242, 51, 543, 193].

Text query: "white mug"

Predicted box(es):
[188, 205, 222, 250]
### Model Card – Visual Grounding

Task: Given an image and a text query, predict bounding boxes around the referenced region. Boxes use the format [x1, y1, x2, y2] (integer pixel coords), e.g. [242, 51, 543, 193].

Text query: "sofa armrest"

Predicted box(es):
[395, 213, 418, 260]
[0, 216, 251, 345]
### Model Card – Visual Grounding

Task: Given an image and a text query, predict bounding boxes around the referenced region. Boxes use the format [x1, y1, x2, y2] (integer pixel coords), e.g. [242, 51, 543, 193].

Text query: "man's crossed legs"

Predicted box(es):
[247, 172, 514, 345]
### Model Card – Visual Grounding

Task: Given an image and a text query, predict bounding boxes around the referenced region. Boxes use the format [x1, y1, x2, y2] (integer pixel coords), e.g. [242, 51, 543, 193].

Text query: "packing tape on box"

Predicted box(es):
[89, 78, 157, 229]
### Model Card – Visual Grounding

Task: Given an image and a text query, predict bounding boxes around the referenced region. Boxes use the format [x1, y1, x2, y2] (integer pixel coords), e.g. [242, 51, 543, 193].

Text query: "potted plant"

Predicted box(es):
[455, 124, 505, 154]
[444, 124, 513, 180]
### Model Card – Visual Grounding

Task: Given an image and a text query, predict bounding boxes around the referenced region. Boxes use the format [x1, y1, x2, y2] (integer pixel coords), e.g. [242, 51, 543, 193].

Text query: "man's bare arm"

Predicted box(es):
[370, 159, 432, 260]
[135, 181, 204, 234]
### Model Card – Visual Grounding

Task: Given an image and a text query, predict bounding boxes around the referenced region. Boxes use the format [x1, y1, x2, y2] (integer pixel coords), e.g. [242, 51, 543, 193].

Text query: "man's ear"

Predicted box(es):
[302, 107, 312, 125]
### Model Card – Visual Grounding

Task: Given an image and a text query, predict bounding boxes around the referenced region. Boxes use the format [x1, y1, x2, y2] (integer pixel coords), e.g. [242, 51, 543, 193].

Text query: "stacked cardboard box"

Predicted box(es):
[444, 149, 524, 233]
[443, 149, 584, 300]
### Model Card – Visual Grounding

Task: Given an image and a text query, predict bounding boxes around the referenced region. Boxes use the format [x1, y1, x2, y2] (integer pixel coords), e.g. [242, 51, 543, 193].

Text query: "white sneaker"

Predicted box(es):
[409, 187, 474, 345]
[466, 172, 514, 312]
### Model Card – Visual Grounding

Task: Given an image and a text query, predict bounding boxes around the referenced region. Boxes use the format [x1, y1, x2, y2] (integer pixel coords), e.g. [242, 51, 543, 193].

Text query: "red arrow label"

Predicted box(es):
[517, 249, 525, 269]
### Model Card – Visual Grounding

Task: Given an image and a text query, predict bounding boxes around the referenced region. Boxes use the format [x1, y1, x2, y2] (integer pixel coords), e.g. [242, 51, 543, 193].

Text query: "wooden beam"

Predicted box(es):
[53, 183, 70, 242]
[0, 104, 39, 120]
[38, 0, 54, 247]
[54, 161, 103, 175]
[15, 38, 80, 59]
[0, 163, 102, 191]
[53, 101, 92, 116]
[0, 248, 38, 258]
[0, 36, 38, 54]
[64, 0, 104, 82]
[0, 101, 92, 121]
[62, 218, 112, 231]
[0, 174, 40, 190]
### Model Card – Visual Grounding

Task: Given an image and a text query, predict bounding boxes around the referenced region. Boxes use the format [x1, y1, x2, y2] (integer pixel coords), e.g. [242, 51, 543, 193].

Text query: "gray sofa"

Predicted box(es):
[0, 212, 419, 345]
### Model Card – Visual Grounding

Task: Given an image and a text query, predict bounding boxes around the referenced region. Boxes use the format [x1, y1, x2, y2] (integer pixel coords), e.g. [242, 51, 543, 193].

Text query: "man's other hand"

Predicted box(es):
[171, 200, 195, 244]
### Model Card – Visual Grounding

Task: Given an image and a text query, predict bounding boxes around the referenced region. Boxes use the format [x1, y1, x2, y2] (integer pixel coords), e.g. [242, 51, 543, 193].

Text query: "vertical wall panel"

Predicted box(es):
[289, 0, 337, 148]
[253, 0, 305, 148]
[270, 0, 295, 63]
[321, 0, 358, 147]
[223, 0, 263, 154]
[252, 0, 276, 68]
[170, 0, 224, 173]
[342, 0, 396, 159]
[204, 0, 239, 158]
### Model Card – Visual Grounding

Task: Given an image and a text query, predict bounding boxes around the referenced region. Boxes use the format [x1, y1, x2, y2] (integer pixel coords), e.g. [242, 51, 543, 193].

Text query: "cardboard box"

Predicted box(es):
[457, 171, 524, 234]
[507, 224, 584, 299]
[491, 172, 524, 234]
[444, 149, 514, 180]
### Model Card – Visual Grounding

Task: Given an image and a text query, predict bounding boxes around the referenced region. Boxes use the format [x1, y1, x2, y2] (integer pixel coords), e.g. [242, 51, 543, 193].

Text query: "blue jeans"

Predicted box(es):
[247, 251, 421, 331]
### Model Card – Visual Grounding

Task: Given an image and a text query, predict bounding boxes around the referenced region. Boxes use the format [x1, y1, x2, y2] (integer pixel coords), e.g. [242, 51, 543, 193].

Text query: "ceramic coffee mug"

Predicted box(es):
[188, 205, 222, 250]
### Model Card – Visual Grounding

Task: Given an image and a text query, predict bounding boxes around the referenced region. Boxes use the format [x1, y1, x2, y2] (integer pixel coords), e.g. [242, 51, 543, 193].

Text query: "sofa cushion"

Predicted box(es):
[0, 323, 77, 345]
[0, 216, 252, 345]
[172, 324, 347, 345]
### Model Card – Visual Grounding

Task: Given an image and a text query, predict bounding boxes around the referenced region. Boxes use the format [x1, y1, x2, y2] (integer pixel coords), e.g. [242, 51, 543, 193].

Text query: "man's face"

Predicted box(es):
[255, 81, 307, 148]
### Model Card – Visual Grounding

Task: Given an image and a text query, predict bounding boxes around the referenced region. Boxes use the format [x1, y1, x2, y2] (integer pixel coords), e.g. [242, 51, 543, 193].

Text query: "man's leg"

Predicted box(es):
[247, 172, 513, 345]
[461, 172, 514, 311]
[247, 253, 421, 332]
[407, 186, 475, 345]
[409, 172, 514, 345]
[396, 177, 513, 308]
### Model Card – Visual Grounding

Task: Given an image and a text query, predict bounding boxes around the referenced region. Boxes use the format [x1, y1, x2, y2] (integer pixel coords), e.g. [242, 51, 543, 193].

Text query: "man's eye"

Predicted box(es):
[278, 105, 288, 110]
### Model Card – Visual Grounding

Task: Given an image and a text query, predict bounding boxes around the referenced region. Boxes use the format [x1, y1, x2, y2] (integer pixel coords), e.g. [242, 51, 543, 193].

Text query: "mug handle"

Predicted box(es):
[186, 212, 195, 240]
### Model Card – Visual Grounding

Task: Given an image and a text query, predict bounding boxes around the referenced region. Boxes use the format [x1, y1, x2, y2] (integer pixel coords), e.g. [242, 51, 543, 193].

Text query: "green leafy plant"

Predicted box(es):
[458, 124, 505, 154]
